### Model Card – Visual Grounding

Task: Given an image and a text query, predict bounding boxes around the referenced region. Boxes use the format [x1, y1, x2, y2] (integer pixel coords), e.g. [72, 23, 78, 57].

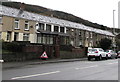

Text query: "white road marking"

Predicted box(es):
[75, 65, 98, 70]
[85, 62, 95, 63]
[11, 71, 60, 80]
[108, 62, 118, 65]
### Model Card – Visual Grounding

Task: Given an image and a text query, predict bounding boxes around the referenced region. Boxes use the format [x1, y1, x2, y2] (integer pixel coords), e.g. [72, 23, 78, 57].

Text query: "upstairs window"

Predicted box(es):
[79, 30, 82, 36]
[71, 29, 74, 32]
[86, 31, 89, 38]
[90, 32, 92, 38]
[25, 21, 29, 30]
[39, 23, 44, 30]
[60, 27, 64, 33]
[14, 19, 19, 29]
[54, 26, 59, 32]
[46, 24, 51, 32]
[66, 28, 69, 33]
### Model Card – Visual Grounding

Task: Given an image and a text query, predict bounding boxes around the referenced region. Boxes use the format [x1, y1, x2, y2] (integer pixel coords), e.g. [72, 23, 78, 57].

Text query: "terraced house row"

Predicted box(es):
[0, 2, 114, 48]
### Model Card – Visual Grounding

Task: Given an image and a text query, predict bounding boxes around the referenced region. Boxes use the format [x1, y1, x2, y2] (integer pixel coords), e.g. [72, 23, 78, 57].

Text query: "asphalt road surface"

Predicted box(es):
[2, 59, 118, 80]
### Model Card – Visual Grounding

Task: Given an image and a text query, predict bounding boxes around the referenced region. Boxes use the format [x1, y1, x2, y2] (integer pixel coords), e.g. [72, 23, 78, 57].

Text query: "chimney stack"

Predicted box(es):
[17, 3, 25, 16]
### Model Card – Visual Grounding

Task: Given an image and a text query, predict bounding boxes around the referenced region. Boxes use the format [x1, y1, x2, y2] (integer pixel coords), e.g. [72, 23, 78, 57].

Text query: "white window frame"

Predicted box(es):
[25, 21, 29, 30]
[90, 32, 92, 38]
[14, 19, 19, 29]
[71, 29, 74, 32]
[23, 33, 29, 41]
[86, 31, 89, 38]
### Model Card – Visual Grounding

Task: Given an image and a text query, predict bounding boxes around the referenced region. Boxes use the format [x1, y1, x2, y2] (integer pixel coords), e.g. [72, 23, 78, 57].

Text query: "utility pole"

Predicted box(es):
[113, 10, 115, 33]
[113, 10, 116, 51]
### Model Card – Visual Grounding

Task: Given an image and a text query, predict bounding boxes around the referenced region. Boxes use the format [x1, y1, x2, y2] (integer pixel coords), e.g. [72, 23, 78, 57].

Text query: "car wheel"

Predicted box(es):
[115, 56, 118, 59]
[88, 56, 91, 61]
[99, 55, 102, 60]
[106, 55, 108, 60]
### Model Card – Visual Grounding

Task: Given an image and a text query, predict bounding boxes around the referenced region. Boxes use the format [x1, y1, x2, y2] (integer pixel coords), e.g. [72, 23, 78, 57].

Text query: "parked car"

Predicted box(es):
[87, 48, 107, 61]
[117, 51, 120, 58]
[105, 50, 117, 59]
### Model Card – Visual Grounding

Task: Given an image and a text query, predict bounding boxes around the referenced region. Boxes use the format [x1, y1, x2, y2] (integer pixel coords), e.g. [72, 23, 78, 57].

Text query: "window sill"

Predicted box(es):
[24, 29, 29, 31]
[14, 28, 20, 30]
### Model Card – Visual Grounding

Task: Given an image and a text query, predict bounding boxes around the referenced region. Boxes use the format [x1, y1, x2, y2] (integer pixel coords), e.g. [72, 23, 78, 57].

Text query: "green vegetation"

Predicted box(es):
[98, 38, 112, 50]
[116, 34, 120, 51]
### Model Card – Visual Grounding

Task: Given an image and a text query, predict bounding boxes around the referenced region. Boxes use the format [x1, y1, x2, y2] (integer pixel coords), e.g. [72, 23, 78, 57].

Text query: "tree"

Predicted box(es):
[116, 34, 120, 51]
[98, 38, 112, 50]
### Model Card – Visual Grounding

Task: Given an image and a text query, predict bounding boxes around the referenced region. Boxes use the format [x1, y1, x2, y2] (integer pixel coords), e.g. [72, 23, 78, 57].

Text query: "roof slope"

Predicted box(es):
[2, 1, 110, 30]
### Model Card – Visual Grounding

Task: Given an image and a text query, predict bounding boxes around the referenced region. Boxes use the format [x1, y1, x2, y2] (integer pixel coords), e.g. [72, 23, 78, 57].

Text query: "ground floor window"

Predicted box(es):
[23, 33, 29, 41]
[70, 38, 74, 46]
[79, 41, 82, 46]
[37, 34, 69, 45]
[37, 34, 53, 44]
[88, 40, 93, 47]
[37, 35, 42, 43]
[60, 36, 69, 45]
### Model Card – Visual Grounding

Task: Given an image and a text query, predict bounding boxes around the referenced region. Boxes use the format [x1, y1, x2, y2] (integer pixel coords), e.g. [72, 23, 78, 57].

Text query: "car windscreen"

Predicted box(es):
[88, 49, 97, 52]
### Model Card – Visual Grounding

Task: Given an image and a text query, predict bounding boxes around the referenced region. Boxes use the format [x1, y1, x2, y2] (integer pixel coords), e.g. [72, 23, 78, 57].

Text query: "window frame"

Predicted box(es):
[14, 19, 20, 29]
[23, 33, 29, 41]
[60, 27, 64, 33]
[46, 24, 51, 32]
[39, 23, 44, 30]
[54, 26, 59, 32]
[24, 21, 29, 31]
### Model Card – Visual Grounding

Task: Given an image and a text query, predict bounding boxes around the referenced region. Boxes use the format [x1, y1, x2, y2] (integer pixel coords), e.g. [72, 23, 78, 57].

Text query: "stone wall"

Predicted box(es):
[60, 47, 86, 59]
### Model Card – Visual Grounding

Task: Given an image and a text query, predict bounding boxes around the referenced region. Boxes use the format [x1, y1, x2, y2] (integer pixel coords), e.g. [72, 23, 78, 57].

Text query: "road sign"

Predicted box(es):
[40, 51, 48, 58]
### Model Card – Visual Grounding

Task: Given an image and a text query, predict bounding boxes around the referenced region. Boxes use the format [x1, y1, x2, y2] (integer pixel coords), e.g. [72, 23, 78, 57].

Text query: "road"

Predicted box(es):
[2, 59, 118, 80]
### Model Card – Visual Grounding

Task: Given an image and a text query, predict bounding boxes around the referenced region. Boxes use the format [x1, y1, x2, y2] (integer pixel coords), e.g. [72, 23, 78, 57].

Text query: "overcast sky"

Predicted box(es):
[9, 0, 119, 28]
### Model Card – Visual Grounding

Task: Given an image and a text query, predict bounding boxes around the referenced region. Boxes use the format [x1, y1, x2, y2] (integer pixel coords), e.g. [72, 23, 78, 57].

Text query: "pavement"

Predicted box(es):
[2, 58, 87, 69]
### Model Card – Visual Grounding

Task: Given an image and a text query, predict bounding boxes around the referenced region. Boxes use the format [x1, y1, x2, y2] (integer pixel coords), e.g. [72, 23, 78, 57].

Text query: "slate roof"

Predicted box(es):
[0, 5, 114, 36]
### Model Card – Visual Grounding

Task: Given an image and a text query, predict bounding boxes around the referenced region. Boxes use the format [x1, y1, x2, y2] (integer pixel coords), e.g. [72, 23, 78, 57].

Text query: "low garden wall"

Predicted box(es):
[2, 52, 40, 62]
[60, 45, 86, 59]
[2, 42, 86, 62]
